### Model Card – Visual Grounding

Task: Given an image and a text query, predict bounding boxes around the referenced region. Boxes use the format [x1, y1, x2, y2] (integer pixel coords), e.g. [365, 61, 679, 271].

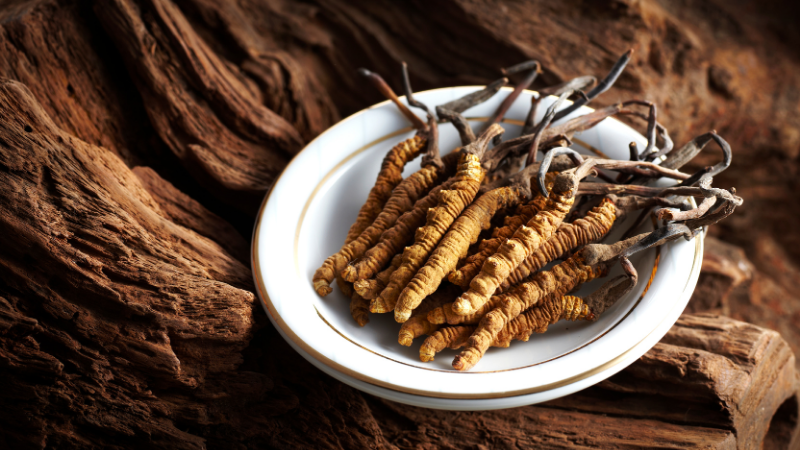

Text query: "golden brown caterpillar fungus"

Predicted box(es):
[420, 295, 593, 362]
[398, 284, 460, 346]
[312, 66, 439, 296]
[448, 174, 554, 288]
[336, 274, 370, 326]
[398, 315, 439, 347]
[453, 172, 577, 316]
[419, 326, 473, 362]
[371, 125, 504, 314]
[313, 163, 439, 296]
[336, 273, 354, 298]
[340, 67, 432, 247]
[308, 56, 743, 372]
[500, 295, 594, 341]
[394, 185, 524, 322]
[344, 136, 426, 244]
[350, 292, 371, 327]
[452, 252, 606, 371]
[500, 198, 617, 292]
[427, 295, 505, 325]
[354, 253, 403, 299]
[344, 180, 453, 282]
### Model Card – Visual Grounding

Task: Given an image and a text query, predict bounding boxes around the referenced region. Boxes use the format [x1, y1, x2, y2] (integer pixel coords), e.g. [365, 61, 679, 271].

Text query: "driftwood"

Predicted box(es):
[379, 314, 800, 449]
[2, 0, 800, 448]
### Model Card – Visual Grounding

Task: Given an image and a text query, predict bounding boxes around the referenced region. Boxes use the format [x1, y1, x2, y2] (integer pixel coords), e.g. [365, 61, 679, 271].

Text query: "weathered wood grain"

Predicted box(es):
[1, 0, 799, 448]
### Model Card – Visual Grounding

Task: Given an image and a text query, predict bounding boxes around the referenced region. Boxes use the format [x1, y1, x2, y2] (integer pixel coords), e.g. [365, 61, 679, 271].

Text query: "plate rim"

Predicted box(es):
[251, 86, 704, 400]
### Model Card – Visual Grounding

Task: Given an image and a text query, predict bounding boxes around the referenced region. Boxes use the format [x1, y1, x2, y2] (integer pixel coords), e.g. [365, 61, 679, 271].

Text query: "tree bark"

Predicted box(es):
[371, 313, 799, 450]
[1, 0, 800, 448]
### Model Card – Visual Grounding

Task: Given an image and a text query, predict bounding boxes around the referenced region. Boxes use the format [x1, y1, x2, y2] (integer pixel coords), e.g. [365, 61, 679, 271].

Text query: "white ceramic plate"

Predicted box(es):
[252, 87, 703, 410]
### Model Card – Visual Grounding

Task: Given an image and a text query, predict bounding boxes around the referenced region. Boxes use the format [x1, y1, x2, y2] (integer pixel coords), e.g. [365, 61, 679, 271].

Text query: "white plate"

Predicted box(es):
[252, 87, 703, 410]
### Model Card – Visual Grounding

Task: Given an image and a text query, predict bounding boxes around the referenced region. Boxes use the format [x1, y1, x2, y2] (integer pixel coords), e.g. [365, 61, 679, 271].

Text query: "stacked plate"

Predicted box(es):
[252, 87, 702, 411]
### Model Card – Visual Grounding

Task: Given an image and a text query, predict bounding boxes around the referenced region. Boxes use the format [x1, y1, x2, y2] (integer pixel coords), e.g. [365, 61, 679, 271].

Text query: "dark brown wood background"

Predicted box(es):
[1, 0, 800, 448]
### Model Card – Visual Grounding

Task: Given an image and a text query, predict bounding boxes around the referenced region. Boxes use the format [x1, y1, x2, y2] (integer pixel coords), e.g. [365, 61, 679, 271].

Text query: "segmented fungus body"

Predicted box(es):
[453, 253, 606, 371]
[427, 295, 506, 326]
[420, 326, 473, 362]
[314, 163, 439, 295]
[449, 175, 553, 288]
[501, 294, 594, 341]
[395, 185, 524, 322]
[311, 58, 741, 373]
[345, 136, 427, 244]
[420, 295, 592, 362]
[372, 127, 499, 314]
[350, 292, 371, 327]
[453, 174, 577, 316]
[398, 315, 440, 347]
[398, 284, 460, 345]
[500, 198, 617, 291]
[345, 180, 452, 282]
[354, 253, 403, 299]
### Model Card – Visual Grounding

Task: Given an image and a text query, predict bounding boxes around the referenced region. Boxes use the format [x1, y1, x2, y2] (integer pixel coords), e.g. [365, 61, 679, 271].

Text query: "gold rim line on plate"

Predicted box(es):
[310, 246, 661, 375]
[290, 119, 662, 375]
[252, 87, 703, 399]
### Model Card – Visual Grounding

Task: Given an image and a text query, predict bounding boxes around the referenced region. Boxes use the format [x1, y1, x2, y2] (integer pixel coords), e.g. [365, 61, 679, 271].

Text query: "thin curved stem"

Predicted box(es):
[551, 49, 633, 122]
[358, 68, 427, 131]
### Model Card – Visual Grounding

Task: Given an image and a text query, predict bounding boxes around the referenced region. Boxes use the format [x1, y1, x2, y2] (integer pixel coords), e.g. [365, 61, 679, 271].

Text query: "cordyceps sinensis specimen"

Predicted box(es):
[448, 173, 555, 288]
[353, 253, 403, 299]
[397, 284, 460, 346]
[350, 292, 371, 327]
[343, 69, 511, 284]
[452, 167, 580, 316]
[313, 68, 441, 296]
[499, 197, 617, 292]
[310, 55, 743, 372]
[371, 125, 505, 315]
[427, 295, 505, 326]
[419, 295, 593, 362]
[394, 183, 525, 323]
[452, 250, 608, 371]
[344, 180, 452, 283]
[337, 274, 370, 328]
[451, 184, 743, 372]
[314, 149, 440, 296]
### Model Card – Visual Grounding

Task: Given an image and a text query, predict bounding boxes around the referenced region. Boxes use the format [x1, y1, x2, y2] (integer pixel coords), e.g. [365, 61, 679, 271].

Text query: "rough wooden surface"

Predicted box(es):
[370, 314, 799, 450]
[1, 0, 800, 448]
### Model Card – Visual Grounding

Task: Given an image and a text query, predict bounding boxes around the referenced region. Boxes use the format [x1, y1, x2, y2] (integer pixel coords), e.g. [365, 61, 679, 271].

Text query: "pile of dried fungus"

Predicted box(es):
[312, 52, 742, 371]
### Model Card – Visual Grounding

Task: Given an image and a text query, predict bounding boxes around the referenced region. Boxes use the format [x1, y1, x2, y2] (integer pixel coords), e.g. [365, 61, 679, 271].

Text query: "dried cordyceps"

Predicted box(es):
[419, 326, 473, 362]
[452, 251, 608, 371]
[452, 169, 579, 316]
[372, 125, 503, 314]
[336, 274, 370, 327]
[350, 292, 371, 327]
[394, 184, 524, 322]
[311, 57, 743, 372]
[353, 253, 403, 299]
[313, 134, 427, 295]
[420, 295, 593, 361]
[398, 314, 440, 347]
[508, 294, 596, 337]
[448, 173, 555, 288]
[325, 162, 440, 287]
[313, 69, 438, 296]
[452, 185, 741, 371]
[427, 295, 506, 326]
[345, 180, 450, 283]
[499, 197, 617, 291]
[344, 69, 510, 284]
[397, 284, 460, 346]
